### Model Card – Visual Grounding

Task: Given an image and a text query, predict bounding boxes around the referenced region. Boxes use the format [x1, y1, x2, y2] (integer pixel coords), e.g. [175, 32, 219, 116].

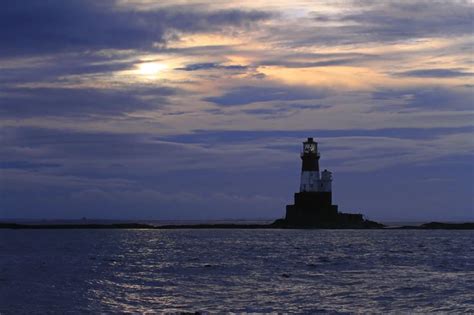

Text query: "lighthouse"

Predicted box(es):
[299, 137, 333, 193]
[285, 137, 339, 225]
[273, 137, 383, 228]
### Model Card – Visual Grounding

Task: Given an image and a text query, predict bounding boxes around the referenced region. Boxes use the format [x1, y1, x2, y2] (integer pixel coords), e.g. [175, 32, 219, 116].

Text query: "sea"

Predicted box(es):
[0, 229, 473, 313]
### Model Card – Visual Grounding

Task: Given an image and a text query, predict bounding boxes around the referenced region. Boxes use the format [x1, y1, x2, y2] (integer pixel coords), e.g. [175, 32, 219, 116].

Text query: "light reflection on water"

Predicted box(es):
[0, 229, 473, 313]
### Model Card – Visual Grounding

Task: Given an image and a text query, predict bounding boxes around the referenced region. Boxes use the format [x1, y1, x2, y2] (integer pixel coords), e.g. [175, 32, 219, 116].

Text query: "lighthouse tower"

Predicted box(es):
[299, 137, 333, 193]
[285, 137, 338, 225]
[300, 137, 320, 192]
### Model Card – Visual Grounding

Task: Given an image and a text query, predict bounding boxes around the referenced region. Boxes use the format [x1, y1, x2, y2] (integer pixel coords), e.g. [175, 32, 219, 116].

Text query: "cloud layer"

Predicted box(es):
[0, 0, 271, 56]
[1, 0, 473, 221]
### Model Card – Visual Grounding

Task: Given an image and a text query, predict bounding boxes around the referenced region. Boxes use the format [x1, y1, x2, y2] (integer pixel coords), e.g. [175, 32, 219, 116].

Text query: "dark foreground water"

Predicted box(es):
[1, 229, 473, 313]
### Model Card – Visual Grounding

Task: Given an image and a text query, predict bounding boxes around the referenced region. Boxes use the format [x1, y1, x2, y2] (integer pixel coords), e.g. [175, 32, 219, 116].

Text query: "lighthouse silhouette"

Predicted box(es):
[275, 137, 383, 228]
[285, 137, 339, 225]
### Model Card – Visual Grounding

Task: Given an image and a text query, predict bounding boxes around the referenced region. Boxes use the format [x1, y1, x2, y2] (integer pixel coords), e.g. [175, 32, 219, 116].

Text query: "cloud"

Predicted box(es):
[0, 86, 177, 117]
[0, 53, 138, 85]
[175, 62, 248, 71]
[163, 126, 474, 144]
[372, 86, 473, 111]
[395, 68, 473, 78]
[320, 133, 474, 172]
[243, 103, 326, 117]
[343, 1, 474, 40]
[258, 58, 364, 68]
[0, 0, 271, 56]
[204, 85, 328, 106]
[0, 127, 294, 176]
[0, 161, 61, 170]
[268, 1, 473, 48]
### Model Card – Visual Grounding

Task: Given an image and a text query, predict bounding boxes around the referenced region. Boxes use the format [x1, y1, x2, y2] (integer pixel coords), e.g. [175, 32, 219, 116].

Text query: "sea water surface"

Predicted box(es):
[1, 229, 473, 313]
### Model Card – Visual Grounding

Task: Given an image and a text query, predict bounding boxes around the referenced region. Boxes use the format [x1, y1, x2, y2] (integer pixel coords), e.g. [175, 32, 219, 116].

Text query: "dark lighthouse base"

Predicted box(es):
[273, 192, 384, 229]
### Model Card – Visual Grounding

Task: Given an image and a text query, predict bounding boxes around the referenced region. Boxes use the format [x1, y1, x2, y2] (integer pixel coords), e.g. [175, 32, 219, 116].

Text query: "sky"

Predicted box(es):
[0, 0, 473, 222]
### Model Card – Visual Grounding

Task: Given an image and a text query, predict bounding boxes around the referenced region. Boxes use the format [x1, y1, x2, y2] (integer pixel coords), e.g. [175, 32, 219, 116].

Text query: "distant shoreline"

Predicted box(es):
[1, 221, 473, 230]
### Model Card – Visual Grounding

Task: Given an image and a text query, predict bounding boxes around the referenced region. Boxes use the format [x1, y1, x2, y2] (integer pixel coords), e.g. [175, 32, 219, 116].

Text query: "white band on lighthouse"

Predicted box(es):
[300, 171, 320, 192]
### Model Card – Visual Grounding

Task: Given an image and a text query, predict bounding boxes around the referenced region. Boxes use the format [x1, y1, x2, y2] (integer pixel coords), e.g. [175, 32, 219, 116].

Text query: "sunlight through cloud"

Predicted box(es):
[137, 62, 167, 76]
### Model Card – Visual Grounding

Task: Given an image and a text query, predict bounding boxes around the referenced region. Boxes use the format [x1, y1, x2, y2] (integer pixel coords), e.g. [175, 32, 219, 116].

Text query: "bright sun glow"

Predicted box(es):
[137, 62, 167, 76]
